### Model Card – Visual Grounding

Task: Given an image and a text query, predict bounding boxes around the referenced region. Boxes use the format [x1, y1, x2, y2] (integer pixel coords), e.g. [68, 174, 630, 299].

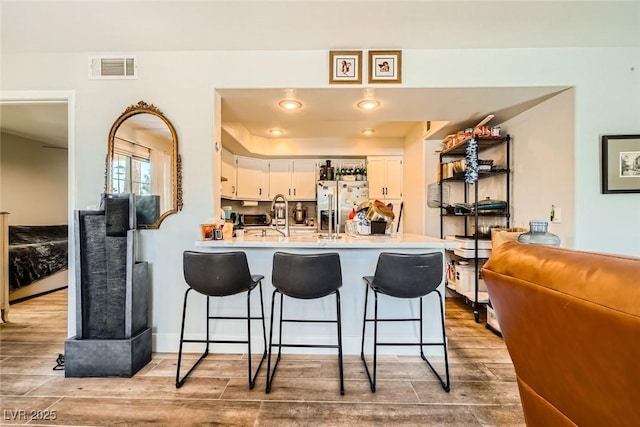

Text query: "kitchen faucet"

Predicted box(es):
[271, 193, 290, 237]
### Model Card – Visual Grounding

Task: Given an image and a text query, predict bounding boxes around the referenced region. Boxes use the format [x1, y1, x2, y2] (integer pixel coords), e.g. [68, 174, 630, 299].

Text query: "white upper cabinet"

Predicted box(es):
[269, 159, 317, 200]
[384, 157, 404, 199]
[291, 160, 317, 200]
[367, 156, 403, 199]
[268, 160, 293, 199]
[367, 158, 386, 198]
[236, 156, 269, 200]
[221, 148, 237, 199]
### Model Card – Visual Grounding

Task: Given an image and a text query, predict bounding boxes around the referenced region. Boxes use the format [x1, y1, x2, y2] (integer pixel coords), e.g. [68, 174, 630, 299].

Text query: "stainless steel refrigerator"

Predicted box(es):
[317, 180, 369, 233]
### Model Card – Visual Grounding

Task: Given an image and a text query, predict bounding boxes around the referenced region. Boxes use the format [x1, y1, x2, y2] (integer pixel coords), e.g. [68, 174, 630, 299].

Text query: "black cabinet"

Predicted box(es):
[439, 135, 511, 322]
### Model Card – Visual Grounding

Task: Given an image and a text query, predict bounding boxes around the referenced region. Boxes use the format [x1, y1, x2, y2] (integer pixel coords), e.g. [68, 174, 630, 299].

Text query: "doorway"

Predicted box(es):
[0, 90, 75, 335]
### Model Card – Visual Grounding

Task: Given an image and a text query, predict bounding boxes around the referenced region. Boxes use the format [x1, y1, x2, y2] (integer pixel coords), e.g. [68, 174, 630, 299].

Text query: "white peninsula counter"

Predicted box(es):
[192, 233, 459, 356]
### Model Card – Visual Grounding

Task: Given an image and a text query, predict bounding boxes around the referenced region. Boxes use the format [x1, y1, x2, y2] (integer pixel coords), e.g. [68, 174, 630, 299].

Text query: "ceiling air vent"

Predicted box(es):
[88, 55, 137, 79]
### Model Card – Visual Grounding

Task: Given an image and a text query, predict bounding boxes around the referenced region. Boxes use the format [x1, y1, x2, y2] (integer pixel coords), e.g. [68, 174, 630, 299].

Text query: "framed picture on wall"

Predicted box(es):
[368, 50, 402, 84]
[601, 134, 640, 193]
[329, 50, 362, 84]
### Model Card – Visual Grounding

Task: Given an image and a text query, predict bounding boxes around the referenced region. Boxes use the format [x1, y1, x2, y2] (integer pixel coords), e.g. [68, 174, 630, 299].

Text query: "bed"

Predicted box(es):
[1, 220, 68, 320]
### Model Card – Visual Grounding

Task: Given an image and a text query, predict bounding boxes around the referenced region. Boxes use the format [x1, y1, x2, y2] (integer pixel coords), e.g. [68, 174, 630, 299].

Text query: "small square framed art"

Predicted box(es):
[368, 50, 402, 84]
[329, 50, 362, 84]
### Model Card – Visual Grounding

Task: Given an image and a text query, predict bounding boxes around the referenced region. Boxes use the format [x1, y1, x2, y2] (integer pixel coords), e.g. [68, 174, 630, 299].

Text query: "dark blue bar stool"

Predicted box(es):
[176, 251, 267, 389]
[266, 251, 344, 395]
[360, 252, 450, 392]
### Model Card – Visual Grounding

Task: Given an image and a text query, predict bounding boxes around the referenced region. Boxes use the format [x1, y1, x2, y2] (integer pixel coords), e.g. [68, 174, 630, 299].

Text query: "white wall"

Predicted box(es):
[2, 47, 639, 351]
[402, 124, 427, 234]
[0, 132, 68, 225]
[505, 88, 575, 247]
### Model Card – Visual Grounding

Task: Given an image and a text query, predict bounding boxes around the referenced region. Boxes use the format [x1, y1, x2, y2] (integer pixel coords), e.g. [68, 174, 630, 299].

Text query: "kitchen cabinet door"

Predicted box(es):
[367, 157, 386, 199]
[269, 160, 293, 199]
[367, 156, 403, 199]
[384, 157, 403, 199]
[269, 160, 317, 200]
[291, 160, 317, 200]
[221, 148, 236, 199]
[236, 156, 268, 200]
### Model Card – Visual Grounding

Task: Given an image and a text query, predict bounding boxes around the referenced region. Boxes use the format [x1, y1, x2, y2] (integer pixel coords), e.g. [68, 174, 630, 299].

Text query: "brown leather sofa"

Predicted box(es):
[482, 242, 640, 427]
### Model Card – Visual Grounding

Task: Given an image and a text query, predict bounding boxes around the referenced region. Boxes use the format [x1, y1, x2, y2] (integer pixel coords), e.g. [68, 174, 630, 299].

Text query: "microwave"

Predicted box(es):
[239, 214, 269, 227]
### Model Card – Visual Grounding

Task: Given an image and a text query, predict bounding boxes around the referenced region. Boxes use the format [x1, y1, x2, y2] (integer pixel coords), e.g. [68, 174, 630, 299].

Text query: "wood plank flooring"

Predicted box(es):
[0, 289, 524, 426]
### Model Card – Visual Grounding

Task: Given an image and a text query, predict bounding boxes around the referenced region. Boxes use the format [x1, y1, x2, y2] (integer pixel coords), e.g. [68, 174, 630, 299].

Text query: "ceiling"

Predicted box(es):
[219, 86, 569, 142]
[2, 1, 639, 53]
[0, 103, 68, 148]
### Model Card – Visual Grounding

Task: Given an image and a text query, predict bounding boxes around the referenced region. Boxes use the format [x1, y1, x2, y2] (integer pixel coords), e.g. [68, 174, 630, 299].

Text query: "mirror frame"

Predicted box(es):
[106, 100, 182, 229]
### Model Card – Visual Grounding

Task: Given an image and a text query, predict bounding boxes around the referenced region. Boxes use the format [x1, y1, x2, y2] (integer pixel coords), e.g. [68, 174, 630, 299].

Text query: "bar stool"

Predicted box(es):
[176, 251, 267, 389]
[360, 252, 450, 392]
[265, 252, 344, 395]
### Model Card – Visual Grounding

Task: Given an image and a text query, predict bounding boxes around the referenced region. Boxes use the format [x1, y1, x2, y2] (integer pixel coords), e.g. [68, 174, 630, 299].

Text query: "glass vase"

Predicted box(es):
[517, 220, 560, 247]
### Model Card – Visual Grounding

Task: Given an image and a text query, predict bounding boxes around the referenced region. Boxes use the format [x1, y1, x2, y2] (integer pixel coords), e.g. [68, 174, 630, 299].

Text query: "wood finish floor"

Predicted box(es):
[0, 289, 524, 426]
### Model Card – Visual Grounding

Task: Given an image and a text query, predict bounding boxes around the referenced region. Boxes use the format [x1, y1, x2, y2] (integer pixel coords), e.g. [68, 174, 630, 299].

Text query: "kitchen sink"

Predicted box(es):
[243, 227, 283, 237]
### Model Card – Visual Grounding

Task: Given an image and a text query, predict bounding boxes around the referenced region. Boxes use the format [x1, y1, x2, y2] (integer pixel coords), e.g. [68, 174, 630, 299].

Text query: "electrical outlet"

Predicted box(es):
[552, 207, 562, 223]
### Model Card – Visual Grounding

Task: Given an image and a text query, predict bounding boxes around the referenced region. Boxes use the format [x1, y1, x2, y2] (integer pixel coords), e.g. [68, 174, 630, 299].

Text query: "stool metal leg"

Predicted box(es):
[265, 289, 282, 393]
[360, 285, 451, 393]
[439, 291, 451, 392]
[419, 290, 450, 392]
[177, 283, 269, 390]
[258, 281, 268, 351]
[360, 283, 378, 392]
[360, 282, 369, 359]
[266, 289, 344, 395]
[176, 288, 210, 388]
[278, 292, 284, 359]
[372, 289, 379, 392]
[246, 281, 268, 389]
[336, 290, 345, 395]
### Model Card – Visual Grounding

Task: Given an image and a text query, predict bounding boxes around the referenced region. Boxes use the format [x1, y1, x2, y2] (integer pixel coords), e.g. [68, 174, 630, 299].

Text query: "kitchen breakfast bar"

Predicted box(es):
[193, 233, 459, 356]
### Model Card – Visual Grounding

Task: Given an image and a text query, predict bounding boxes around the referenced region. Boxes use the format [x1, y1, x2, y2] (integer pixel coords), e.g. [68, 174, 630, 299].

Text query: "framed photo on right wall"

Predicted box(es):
[601, 134, 640, 193]
[368, 50, 402, 84]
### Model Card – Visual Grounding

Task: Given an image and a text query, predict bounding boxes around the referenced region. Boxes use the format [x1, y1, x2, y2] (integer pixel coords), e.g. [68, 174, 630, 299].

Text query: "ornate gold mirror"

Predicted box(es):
[106, 101, 182, 229]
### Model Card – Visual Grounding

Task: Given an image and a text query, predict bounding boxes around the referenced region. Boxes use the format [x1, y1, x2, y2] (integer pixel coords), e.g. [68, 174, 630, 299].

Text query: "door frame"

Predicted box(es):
[0, 90, 76, 334]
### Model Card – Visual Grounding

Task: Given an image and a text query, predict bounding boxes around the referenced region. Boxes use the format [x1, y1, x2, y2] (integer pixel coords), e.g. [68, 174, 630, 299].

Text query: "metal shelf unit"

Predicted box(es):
[439, 135, 511, 322]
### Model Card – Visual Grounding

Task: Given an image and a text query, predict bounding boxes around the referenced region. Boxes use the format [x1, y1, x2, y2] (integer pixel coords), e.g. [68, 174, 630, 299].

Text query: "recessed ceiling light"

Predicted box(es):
[268, 128, 284, 136]
[361, 128, 376, 136]
[278, 99, 302, 110]
[356, 99, 381, 110]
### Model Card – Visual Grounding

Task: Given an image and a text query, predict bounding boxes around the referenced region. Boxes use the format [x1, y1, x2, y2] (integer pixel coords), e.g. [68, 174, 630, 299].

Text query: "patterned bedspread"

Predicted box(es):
[8, 225, 68, 291]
